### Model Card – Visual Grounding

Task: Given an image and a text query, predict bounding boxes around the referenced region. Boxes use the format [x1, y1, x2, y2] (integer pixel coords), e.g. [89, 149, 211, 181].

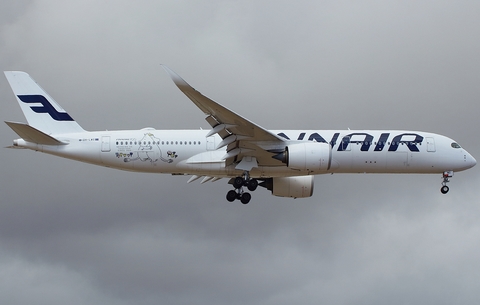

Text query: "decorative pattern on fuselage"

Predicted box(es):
[115, 133, 177, 164]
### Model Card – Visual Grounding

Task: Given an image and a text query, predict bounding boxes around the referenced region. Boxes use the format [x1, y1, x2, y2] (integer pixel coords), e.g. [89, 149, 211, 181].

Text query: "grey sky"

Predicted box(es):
[1, 1, 479, 305]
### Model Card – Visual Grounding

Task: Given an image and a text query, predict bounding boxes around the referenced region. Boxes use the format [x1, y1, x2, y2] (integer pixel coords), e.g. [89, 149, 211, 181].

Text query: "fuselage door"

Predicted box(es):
[101, 136, 111, 152]
[206, 136, 215, 151]
[426, 137, 436, 152]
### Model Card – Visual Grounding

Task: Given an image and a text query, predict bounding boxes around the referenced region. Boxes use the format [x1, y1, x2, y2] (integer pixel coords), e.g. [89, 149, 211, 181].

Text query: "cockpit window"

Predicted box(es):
[451, 142, 461, 149]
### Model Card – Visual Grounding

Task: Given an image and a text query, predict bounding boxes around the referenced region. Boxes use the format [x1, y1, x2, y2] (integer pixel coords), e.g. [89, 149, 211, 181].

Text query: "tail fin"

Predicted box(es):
[4, 71, 85, 135]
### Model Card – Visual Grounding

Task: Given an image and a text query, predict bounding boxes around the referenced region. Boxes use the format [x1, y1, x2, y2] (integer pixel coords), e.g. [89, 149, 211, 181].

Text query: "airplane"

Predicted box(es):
[4, 67, 476, 204]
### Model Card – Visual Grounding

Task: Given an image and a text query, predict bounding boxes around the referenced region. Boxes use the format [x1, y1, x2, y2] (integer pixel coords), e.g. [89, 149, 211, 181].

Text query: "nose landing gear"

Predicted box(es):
[441, 171, 453, 194]
[226, 171, 258, 204]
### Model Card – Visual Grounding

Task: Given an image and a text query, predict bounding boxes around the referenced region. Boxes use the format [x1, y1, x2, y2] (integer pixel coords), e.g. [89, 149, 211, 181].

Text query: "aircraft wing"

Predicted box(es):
[162, 65, 286, 168]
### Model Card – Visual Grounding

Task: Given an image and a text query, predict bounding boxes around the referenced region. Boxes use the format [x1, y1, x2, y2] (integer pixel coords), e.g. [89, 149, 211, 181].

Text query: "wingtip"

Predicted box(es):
[161, 65, 192, 89]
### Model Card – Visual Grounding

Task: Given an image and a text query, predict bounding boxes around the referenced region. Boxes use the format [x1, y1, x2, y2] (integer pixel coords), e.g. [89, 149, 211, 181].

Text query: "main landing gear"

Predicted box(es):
[441, 170, 453, 194]
[226, 171, 258, 204]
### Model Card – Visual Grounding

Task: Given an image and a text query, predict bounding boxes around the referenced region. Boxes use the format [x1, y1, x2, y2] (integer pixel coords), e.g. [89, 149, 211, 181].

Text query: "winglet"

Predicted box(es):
[162, 65, 208, 113]
[161, 65, 191, 90]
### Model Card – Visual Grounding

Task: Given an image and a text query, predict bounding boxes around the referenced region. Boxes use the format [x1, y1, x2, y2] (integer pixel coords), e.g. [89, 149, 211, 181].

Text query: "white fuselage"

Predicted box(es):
[14, 129, 476, 178]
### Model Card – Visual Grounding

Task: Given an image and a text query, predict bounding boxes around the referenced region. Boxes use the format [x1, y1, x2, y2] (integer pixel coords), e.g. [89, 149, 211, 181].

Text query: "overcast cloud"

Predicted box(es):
[1, 1, 480, 305]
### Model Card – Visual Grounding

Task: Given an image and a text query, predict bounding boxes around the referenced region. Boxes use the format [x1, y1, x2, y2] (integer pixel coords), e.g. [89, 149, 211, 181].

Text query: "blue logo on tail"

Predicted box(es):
[18, 95, 74, 121]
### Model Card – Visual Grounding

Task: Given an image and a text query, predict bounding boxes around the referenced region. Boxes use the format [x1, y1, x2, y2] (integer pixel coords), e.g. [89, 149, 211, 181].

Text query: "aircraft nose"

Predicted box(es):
[465, 151, 476, 169]
[469, 153, 477, 168]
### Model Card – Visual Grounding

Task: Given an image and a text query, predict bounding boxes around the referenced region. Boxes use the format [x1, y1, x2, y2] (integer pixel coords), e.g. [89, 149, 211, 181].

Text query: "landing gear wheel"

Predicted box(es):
[233, 177, 244, 189]
[228, 172, 256, 203]
[441, 185, 449, 194]
[247, 178, 258, 191]
[240, 192, 251, 204]
[226, 190, 237, 202]
[440, 171, 453, 195]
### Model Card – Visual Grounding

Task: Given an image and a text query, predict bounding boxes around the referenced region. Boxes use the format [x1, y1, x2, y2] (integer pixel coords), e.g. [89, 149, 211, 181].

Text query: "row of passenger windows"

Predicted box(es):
[116, 141, 202, 146]
[115, 140, 419, 146]
[341, 141, 421, 145]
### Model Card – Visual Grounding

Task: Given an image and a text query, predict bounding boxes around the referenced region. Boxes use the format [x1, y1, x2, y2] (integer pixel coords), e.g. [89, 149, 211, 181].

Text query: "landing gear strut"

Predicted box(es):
[441, 171, 453, 194]
[226, 171, 258, 204]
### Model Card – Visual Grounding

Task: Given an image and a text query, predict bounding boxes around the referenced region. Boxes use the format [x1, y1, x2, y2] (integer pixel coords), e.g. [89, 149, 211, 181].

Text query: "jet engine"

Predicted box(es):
[260, 176, 314, 198]
[273, 142, 331, 173]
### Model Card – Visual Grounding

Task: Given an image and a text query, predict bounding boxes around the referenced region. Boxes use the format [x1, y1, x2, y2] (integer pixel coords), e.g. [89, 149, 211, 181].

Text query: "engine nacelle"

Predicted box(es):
[273, 142, 331, 173]
[261, 176, 314, 198]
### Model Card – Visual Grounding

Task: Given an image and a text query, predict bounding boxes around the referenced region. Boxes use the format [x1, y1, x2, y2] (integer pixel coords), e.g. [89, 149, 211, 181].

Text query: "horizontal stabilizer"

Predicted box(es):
[5, 145, 26, 149]
[5, 121, 67, 145]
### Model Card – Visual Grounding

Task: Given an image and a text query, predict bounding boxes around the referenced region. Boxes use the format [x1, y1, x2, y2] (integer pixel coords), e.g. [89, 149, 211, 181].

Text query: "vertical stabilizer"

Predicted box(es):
[4, 71, 85, 135]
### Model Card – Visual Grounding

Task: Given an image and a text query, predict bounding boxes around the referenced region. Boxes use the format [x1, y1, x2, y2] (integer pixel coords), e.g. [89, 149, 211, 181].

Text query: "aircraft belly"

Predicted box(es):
[196, 168, 305, 179]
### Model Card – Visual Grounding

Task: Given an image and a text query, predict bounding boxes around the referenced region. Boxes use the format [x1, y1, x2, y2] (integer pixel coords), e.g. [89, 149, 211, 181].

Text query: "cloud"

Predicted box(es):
[1, 1, 479, 305]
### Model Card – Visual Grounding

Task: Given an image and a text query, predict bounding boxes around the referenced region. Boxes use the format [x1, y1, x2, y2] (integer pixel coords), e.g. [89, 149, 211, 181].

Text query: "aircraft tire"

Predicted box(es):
[441, 185, 449, 194]
[233, 177, 244, 189]
[247, 179, 258, 191]
[226, 190, 237, 202]
[241, 192, 251, 204]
